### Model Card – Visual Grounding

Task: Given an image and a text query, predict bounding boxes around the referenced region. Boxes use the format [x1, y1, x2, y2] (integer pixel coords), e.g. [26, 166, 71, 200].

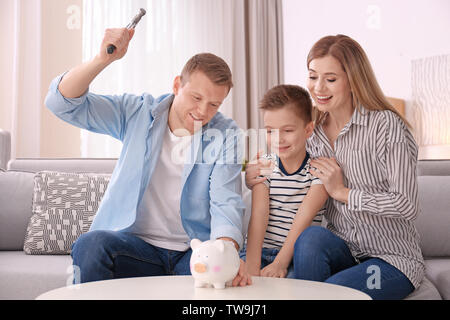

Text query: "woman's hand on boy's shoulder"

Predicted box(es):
[310, 157, 349, 203]
[245, 162, 267, 189]
[245, 151, 271, 189]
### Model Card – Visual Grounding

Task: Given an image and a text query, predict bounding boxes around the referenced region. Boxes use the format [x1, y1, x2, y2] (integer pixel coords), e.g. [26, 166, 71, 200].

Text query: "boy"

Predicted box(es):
[243, 84, 329, 278]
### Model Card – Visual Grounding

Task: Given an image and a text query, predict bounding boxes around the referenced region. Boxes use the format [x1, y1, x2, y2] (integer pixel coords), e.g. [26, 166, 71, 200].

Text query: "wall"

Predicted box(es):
[282, 0, 450, 158]
[0, 0, 17, 153]
[0, 0, 82, 159]
[40, 0, 82, 157]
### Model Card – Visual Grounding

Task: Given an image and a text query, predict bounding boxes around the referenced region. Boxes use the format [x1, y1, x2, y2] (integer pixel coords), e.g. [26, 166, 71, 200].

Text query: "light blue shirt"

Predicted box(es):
[45, 73, 246, 249]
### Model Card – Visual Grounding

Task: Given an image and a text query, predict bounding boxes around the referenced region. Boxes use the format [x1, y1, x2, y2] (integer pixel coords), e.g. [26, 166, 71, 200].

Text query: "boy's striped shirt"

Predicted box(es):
[262, 153, 324, 249]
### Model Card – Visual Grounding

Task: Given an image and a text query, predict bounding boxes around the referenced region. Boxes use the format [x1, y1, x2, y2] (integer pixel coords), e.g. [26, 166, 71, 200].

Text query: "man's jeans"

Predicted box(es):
[71, 230, 192, 284]
[293, 226, 415, 300]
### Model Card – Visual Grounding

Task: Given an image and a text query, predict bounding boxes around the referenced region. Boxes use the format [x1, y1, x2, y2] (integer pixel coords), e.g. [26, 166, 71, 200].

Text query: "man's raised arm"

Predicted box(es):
[58, 28, 134, 98]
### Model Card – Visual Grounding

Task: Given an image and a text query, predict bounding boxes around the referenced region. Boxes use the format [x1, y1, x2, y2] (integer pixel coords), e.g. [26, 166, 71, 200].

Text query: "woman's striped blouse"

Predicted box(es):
[306, 105, 425, 288]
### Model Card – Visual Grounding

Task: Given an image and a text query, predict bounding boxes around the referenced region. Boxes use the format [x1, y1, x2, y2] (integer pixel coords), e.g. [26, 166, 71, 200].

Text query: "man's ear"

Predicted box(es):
[173, 75, 181, 95]
[305, 121, 314, 138]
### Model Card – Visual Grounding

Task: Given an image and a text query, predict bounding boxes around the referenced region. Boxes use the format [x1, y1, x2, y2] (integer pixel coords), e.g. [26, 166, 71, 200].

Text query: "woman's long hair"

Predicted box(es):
[307, 34, 411, 127]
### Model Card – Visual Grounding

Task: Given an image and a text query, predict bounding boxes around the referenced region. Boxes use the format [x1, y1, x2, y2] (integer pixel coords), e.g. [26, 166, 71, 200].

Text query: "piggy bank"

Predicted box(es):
[190, 239, 240, 289]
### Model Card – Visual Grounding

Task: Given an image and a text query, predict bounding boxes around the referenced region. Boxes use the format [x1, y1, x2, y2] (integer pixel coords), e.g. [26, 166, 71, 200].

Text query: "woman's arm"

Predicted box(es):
[245, 151, 273, 190]
[245, 182, 270, 276]
[261, 184, 329, 277]
[310, 113, 419, 220]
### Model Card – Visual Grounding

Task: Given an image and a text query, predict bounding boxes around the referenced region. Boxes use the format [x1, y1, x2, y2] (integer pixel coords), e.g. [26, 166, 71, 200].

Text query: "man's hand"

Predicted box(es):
[231, 259, 253, 287]
[217, 237, 252, 287]
[98, 28, 135, 64]
[58, 28, 135, 99]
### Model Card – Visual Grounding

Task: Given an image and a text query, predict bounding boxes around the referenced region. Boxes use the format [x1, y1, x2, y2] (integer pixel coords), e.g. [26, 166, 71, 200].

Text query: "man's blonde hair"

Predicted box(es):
[180, 53, 233, 92]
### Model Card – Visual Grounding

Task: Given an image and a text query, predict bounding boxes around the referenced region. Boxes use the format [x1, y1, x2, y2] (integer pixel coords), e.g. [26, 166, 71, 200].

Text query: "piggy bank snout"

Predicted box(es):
[193, 262, 207, 274]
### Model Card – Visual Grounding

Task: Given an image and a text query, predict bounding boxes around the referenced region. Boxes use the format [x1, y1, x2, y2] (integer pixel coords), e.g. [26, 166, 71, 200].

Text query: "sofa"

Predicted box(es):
[0, 131, 449, 300]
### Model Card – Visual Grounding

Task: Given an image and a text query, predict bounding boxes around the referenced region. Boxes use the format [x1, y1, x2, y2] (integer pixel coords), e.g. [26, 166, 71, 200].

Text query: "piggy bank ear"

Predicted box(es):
[213, 239, 225, 252]
[190, 239, 202, 250]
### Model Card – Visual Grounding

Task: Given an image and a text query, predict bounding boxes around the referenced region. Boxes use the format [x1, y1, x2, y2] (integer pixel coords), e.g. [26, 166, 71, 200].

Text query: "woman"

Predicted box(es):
[245, 35, 424, 299]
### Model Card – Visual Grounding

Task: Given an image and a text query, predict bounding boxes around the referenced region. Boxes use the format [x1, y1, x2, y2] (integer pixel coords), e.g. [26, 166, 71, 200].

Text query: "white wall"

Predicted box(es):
[282, 0, 450, 158]
[282, 0, 450, 100]
[0, 0, 83, 158]
[0, 0, 15, 135]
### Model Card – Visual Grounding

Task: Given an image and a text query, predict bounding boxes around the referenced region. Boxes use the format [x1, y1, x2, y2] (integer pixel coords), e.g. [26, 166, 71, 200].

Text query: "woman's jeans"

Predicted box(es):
[71, 230, 192, 284]
[293, 226, 415, 300]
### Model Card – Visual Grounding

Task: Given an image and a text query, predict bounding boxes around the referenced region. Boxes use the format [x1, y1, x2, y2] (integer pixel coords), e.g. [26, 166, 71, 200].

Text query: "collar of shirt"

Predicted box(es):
[351, 104, 369, 127]
[150, 94, 175, 120]
[317, 104, 369, 132]
[310, 105, 369, 155]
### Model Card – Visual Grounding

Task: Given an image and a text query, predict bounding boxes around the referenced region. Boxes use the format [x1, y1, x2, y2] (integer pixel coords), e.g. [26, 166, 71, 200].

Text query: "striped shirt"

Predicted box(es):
[307, 105, 425, 288]
[262, 153, 324, 249]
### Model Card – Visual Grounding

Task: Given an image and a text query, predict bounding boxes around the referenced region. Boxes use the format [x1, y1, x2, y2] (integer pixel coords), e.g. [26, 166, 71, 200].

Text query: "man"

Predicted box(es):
[45, 27, 250, 286]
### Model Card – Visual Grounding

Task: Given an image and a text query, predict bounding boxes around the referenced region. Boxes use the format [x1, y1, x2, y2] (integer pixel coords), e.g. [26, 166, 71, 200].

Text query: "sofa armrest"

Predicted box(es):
[0, 129, 11, 170]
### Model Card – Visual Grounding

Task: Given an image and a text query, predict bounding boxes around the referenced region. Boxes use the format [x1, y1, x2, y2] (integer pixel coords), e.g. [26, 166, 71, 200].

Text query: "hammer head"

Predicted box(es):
[128, 8, 146, 28]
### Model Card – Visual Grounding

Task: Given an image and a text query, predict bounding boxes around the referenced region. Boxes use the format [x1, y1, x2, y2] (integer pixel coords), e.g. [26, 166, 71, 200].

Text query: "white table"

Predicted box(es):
[36, 276, 371, 300]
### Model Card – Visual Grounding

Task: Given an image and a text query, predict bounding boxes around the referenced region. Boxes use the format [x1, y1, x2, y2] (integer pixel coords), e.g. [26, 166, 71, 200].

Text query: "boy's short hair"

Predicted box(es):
[180, 53, 233, 91]
[259, 84, 313, 123]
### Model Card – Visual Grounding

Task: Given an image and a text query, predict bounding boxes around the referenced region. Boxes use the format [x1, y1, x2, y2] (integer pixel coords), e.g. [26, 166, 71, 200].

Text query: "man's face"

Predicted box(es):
[169, 71, 229, 135]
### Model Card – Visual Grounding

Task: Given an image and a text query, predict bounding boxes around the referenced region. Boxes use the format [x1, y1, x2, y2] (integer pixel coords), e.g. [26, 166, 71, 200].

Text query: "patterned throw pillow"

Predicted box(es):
[23, 171, 110, 255]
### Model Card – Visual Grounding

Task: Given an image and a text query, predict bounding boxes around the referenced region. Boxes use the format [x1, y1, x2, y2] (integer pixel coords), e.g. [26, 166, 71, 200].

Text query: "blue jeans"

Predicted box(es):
[239, 246, 296, 278]
[293, 226, 415, 300]
[71, 230, 192, 284]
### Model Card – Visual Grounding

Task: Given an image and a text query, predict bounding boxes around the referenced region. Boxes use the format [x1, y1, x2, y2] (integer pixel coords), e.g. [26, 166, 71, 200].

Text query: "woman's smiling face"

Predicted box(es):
[306, 55, 353, 113]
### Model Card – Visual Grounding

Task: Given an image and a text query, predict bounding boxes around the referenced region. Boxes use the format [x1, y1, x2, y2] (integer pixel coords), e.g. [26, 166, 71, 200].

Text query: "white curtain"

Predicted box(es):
[81, 0, 246, 157]
[244, 0, 284, 130]
[1, 0, 41, 159]
[411, 54, 450, 159]
[81, 0, 283, 158]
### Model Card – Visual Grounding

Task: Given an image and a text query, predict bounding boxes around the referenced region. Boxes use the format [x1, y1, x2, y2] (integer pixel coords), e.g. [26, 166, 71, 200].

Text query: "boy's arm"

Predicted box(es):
[271, 184, 328, 271]
[245, 182, 270, 276]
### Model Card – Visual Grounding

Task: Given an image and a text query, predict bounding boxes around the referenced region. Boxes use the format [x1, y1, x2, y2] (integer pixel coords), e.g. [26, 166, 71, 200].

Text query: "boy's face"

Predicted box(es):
[263, 105, 313, 161]
[169, 71, 229, 135]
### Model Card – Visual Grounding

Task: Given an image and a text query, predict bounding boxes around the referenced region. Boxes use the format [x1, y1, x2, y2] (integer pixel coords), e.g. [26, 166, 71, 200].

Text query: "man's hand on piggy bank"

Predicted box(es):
[232, 259, 253, 287]
[190, 238, 252, 289]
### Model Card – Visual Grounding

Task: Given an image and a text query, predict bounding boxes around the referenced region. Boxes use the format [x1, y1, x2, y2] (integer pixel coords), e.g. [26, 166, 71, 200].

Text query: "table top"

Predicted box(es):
[36, 276, 371, 300]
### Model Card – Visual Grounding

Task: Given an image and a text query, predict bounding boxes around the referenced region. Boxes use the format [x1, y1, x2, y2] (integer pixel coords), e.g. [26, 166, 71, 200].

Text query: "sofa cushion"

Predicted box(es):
[404, 276, 442, 300]
[418, 160, 450, 176]
[23, 171, 110, 255]
[425, 259, 450, 300]
[0, 170, 35, 250]
[0, 251, 73, 299]
[416, 176, 450, 257]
